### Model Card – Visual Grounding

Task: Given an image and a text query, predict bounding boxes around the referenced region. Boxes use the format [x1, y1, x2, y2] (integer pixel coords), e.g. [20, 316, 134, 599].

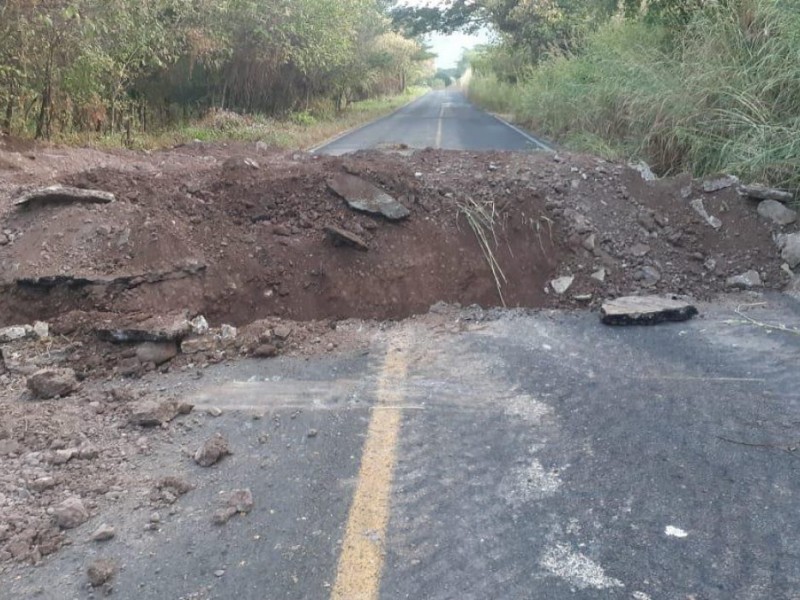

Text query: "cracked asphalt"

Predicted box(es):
[5, 295, 800, 600]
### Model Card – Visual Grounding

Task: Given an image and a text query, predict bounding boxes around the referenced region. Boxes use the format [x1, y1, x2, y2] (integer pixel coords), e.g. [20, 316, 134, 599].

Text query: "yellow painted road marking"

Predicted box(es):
[435, 104, 445, 149]
[331, 340, 409, 600]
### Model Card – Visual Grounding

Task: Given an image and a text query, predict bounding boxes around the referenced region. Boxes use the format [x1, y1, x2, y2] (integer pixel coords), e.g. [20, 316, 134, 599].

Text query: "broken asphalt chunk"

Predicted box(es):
[600, 295, 698, 326]
[324, 224, 369, 251]
[13, 185, 115, 209]
[327, 172, 410, 220]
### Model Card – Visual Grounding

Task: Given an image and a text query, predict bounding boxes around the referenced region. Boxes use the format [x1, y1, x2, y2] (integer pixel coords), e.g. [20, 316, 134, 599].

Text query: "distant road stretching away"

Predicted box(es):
[313, 89, 552, 155]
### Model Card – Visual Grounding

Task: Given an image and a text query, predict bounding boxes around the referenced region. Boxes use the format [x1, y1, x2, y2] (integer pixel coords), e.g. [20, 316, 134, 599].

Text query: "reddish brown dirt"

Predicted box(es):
[0, 141, 792, 333]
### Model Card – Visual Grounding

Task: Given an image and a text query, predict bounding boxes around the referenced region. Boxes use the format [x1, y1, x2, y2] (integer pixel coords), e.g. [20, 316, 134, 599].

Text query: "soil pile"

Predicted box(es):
[0, 143, 792, 332]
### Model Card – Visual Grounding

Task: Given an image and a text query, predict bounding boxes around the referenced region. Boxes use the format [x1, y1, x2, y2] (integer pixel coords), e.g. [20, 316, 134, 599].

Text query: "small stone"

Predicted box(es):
[206, 406, 223, 417]
[307, 429, 318, 438]
[129, 400, 180, 427]
[590, 269, 606, 283]
[87, 559, 116, 587]
[757, 199, 797, 226]
[690, 198, 722, 229]
[550, 276, 575, 295]
[194, 434, 231, 467]
[149, 512, 161, 524]
[629, 243, 651, 257]
[581, 234, 596, 252]
[635, 266, 661, 287]
[273, 325, 293, 340]
[190, 315, 209, 335]
[220, 324, 238, 343]
[91, 524, 116, 542]
[55, 496, 89, 529]
[214, 569, 225, 578]
[727, 270, 762, 289]
[228, 489, 254, 513]
[253, 344, 278, 358]
[213, 506, 238, 525]
[181, 336, 216, 354]
[32, 321, 49, 339]
[27, 368, 79, 399]
[136, 341, 178, 365]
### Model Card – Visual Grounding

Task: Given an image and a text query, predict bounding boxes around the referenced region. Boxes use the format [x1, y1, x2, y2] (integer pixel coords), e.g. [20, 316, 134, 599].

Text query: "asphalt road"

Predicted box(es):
[314, 89, 551, 155]
[6, 296, 800, 600]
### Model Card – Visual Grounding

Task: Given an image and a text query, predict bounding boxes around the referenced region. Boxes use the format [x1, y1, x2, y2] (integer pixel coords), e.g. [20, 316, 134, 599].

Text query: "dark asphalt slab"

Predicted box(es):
[314, 89, 551, 155]
[4, 297, 800, 599]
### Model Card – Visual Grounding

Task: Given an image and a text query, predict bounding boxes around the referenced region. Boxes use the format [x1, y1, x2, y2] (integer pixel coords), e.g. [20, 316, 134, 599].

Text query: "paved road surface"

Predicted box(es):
[6, 297, 800, 599]
[314, 89, 550, 155]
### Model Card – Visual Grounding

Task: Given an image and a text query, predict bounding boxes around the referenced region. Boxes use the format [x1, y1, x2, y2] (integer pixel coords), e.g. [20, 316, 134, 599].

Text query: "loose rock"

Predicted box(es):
[27, 368, 79, 399]
[135, 341, 178, 365]
[253, 344, 278, 358]
[327, 172, 410, 220]
[55, 497, 90, 529]
[129, 399, 181, 427]
[757, 200, 797, 226]
[91, 524, 116, 542]
[702, 174, 739, 193]
[738, 183, 794, 203]
[324, 225, 369, 251]
[781, 233, 800, 269]
[194, 434, 231, 467]
[87, 558, 117, 587]
[690, 198, 722, 229]
[550, 276, 574, 295]
[601, 296, 698, 326]
[727, 270, 762, 289]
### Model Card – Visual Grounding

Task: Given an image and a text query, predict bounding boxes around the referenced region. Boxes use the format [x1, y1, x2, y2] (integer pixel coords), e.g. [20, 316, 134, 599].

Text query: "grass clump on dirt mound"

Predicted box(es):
[470, 0, 800, 190]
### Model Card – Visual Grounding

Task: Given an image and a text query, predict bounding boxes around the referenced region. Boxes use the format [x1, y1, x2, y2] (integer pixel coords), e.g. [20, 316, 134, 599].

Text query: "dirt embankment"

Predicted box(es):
[0, 141, 792, 332]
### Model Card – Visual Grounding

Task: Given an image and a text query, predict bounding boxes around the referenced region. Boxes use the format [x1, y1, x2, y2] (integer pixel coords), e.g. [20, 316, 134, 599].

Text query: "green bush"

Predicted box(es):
[470, 0, 800, 189]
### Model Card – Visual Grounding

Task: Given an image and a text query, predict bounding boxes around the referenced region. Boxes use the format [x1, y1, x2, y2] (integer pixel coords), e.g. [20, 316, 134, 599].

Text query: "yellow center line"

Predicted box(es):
[330, 339, 409, 600]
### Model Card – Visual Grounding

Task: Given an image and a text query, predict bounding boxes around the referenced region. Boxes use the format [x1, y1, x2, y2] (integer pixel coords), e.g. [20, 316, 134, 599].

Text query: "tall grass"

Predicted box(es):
[470, 0, 800, 189]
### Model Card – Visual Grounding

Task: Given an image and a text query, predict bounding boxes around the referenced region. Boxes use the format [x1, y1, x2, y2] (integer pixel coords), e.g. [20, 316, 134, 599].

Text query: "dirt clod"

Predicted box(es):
[194, 434, 231, 467]
[55, 497, 89, 529]
[87, 558, 117, 587]
[27, 368, 79, 399]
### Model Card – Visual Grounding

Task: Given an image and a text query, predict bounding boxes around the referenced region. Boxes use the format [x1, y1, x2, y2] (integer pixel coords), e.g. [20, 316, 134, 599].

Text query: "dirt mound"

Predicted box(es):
[0, 146, 792, 331]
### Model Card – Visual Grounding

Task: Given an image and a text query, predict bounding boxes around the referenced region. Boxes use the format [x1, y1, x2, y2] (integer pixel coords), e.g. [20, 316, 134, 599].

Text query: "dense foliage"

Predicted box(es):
[0, 0, 433, 139]
[455, 0, 800, 187]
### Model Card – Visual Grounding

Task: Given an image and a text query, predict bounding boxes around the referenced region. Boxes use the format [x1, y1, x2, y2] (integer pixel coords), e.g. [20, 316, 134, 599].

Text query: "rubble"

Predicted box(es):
[87, 558, 117, 587]
[738, 183, 794, 203]
[757, 200, 797, 226]
[55, 497, 90, 529]
[324, 224, 369, 251]
[327, 172, 410, 220]
[601, 296, 699, 326]
[727, 270, 762, 289]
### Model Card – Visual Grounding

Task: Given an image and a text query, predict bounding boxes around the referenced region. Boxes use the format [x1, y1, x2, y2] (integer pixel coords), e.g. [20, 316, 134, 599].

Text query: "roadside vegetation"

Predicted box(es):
[0, 0, 434, 146]
[398, 0, 800, 189]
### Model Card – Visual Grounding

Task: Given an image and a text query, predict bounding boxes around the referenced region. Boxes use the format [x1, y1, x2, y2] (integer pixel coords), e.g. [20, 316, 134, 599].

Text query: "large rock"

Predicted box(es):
[13, 185, 115, 209]
[757, 200, 797, 226]
[0, 325, 31, 343]
[726, 270, 762, 289]
[55, 497, 89, 529]
[135, 341, 178, 365]
[782, 233, 800, 269]
[327, 173, 410, 220]
[738, 184, 793, 203]
[702, 174, 739, 193]
[96, 313, 192, 343]
[601, 296, 698, 326]
[27, 368, 79, 399]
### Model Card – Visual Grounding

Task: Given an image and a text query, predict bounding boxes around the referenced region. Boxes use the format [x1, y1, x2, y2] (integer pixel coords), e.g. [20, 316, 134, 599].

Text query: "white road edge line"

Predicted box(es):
[308, 92, 428, 154]
[490, 113, 553, 152]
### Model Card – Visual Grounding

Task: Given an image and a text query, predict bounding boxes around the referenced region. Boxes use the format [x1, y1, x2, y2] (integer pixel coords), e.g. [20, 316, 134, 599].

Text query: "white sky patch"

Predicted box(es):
[397, 0, 492, 68]
[540, 544, 625, 590]
[665, 525, 689, 538]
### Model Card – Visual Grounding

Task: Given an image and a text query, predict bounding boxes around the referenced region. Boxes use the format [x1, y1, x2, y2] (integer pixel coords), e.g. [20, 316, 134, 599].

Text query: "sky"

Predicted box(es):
[399, 0, 491, 69]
